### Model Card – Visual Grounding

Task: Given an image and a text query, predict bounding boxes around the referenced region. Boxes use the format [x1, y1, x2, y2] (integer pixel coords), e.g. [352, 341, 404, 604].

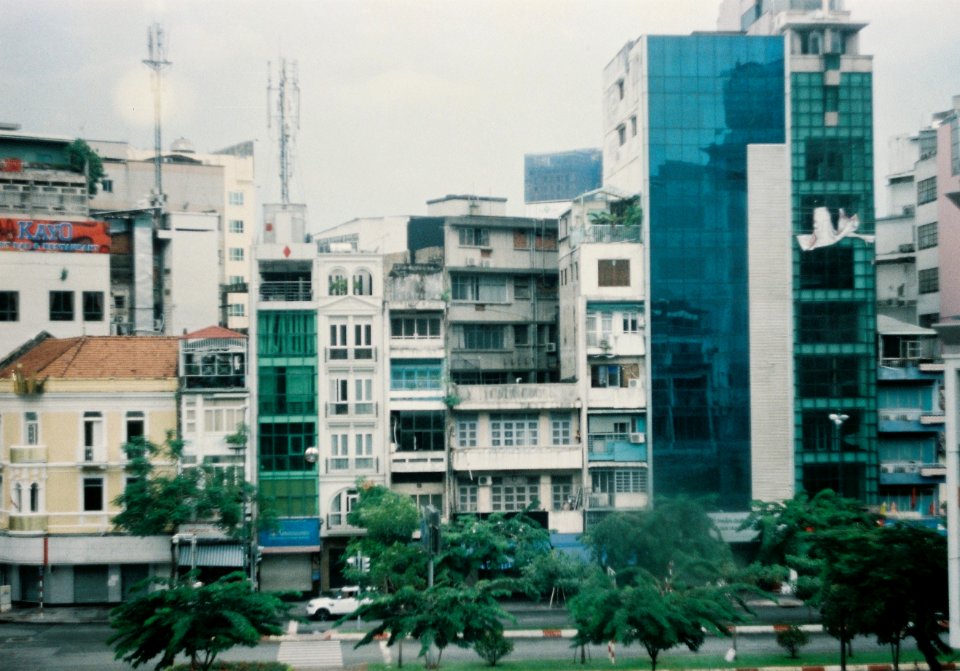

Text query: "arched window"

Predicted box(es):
[29, 483, 39, 512]
[352, 269, 373, 296]
[328, 488, 358, 527]
[328, 269, 348, 296]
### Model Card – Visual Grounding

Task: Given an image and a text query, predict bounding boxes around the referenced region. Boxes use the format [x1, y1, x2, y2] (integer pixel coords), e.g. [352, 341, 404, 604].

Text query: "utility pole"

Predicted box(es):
[267, 60, 300, 205]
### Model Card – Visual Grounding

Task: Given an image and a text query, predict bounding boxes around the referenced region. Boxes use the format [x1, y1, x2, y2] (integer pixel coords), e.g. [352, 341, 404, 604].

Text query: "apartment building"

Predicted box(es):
[0, 335, 179, 603]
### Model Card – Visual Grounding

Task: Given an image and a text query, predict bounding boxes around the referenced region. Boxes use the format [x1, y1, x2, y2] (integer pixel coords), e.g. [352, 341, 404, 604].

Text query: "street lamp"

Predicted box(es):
[304, 446, 319, 466]
[829, 412, 849, 497]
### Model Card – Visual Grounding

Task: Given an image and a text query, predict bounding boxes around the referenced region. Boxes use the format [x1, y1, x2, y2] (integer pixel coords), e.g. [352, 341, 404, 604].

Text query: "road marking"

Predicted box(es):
[277, 639, 343, 669]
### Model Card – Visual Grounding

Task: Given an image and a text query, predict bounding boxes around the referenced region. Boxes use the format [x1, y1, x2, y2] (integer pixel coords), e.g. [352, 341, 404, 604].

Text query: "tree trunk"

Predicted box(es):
[650, 650, 658, 671]
[890, 639, 900, 671]
[914, 635, 943, 671]
[398, 639, 403, 668]
[839, 627, 847, 671]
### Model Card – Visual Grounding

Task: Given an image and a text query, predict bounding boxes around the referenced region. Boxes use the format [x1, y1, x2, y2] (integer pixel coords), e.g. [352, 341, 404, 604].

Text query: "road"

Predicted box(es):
[0, 616, 915, 671]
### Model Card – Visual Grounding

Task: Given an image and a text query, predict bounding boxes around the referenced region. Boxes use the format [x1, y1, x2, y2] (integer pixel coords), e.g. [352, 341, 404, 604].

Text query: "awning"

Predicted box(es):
[877, 314, 937, 336]
[177, 543, 244, 568]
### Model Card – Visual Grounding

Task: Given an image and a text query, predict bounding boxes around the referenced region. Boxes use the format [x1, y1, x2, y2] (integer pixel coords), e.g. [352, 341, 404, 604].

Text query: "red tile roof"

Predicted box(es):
[182, 325, 247, 340]
[0, 336, 180, 380]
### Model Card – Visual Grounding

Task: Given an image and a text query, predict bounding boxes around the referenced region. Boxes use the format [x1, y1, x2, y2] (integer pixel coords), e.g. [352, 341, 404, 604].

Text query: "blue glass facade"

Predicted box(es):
[647, 35, 785, 509]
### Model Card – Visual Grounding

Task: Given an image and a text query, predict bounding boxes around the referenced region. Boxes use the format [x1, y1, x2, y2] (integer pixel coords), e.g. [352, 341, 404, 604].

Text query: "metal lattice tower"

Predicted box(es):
[267, 59, 300, 205]
[143, 23, 172, 210]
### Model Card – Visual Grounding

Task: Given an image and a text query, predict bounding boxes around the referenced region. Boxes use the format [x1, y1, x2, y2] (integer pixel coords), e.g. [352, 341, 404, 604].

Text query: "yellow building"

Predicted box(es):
[0, 334, 179, 604]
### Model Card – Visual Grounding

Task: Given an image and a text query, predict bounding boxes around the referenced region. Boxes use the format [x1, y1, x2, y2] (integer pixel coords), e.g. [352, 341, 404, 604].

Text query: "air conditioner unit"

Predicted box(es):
[628, 379, 641, 389]
[629, 433, 645, 444]
[477, 475, 492, 486]
[466, 258, 477, 267]
[545, 342, 557, 352]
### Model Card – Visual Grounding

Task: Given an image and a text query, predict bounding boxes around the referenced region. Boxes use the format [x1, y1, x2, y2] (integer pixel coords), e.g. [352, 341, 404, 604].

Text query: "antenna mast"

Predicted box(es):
[143, 23, 172, 211]
[267, 59, 300, 205]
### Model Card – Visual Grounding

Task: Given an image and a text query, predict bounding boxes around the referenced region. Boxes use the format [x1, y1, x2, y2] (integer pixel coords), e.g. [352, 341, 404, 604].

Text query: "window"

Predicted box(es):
[229, 248, 245, 262]
[258, 366, 315, 414]
[458, 227, 489, 247]
[101, 178, 114, 193]
[83, 477, 104, 511]
[13, 482, 22, 512]
[451, 275, 507, 302]
[513, 230, 530, 249]
[393, 411, 445, 451]
[917, 222, 938, 250]
[354, 377, 374, 414]
[228, 275, 245, 288]
[513, 277, 531, 300]
[551, 475, 573, 511]
[459, 324, 504, 350]
[391, 315, 441, 338]
[456, 415, 478, 447]
[551, 415, 572, 445]
[410, 492, 442, 512]
[125, 411, 145, 444]
[259, 421, 316, 471]
[391, 360, 443, 391]
[82, 291, 104, 321]
[917, 177, 937, 205]
[328, 271, 347, 296]
[616, 79, 624, 100]
[229, 219, 244, 233]
[228, 191, 244, 206]
[49, 291, 74, 321]
[491, 476, 539, 512]
[0, 291, 18, 321]
[227, 303, 245, 317]
[622, 311, 641, 334]
[586, 311, 613, 347]
[328, 489, 358, 527]
[203, 399, 246, 433]
[598, 259, 630, 287]
[617, 125, 626, 146]
[919, 313, 940, 329]
[592, 468, 647, 494]
[458, 483, 478, 512]
[29, 482, 39, 512]
[83, 412, 103, 461]
[25, 411, 39, 445]
[630, 116, 637, 137]
[513, 325, 529, 346]
[490, 414, 539, 447]
[919, 268, 939, 294]
[352, 269, 373, 295]
[591, 364, 641, 388]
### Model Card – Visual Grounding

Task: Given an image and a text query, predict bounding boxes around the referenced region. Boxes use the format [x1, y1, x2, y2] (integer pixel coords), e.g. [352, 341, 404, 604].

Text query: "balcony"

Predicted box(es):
[879, 461, 946, 486]
[259, 280, 313, 302]
[391, 450, 446, 474]
[325, 402, 378, 417]
[587, 433, 647, 463]
[324, 347, 377, 362]
[325, 457, 379, 474]
[586, 491, 648, 510]
[878, 410, 941, 433]
[454, 383, 579, 411]
[259, 398, 316, 416]
[9, 514, 48, 532]
[451, 445, 581, 472]
[587, 384, 645, 409]
[9, 445, 47, 464]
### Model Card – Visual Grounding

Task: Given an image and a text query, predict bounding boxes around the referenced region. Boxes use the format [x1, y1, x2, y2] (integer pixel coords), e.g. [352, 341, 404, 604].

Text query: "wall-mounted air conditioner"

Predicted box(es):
[466, 258, 477, 267]
[629, 433, 645, 444]
[477, 475, 492, 486]
[628, 379, 641, 389]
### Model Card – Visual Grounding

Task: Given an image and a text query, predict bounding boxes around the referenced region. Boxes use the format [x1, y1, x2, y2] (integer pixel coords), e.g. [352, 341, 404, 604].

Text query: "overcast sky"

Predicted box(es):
[2, 0, 958, 230]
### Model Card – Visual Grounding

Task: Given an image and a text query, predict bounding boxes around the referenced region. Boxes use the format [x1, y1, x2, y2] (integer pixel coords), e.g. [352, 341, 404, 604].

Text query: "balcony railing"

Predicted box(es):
[325, 457, 379, 473]
[259, 280, 313, 302]
[325, 347, 377, 362]
[259, 398, 317, 415]
[588, 433, 647, 462]
[9, 514, 48, 532]
[325, 402, 378, 417]
[10, 445, 47, 464]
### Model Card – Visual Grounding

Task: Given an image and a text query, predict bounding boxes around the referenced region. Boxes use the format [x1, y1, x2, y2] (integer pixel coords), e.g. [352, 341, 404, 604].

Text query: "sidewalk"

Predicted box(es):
[0, 604, 112, 624]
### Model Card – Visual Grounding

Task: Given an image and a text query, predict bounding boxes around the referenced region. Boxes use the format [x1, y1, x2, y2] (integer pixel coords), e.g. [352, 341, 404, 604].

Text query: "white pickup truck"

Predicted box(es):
[306, 586, 372, 621]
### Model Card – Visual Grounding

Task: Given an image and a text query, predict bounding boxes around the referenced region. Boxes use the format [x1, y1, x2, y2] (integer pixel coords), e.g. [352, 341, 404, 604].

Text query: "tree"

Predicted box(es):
[352, 583, 513, 669]
[67, 139, 104, 197]
[776, 625, 810, 658]
[107, 571, 287, 671]
[113, 433, 270, 578]
[473, 629, 514, 666]
[438, 510, 550, 583]
[521, 548, 591, 607]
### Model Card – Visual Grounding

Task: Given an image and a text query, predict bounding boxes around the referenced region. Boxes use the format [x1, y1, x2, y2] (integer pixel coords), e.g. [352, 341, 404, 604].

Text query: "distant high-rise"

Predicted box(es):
[524, 149, 602, 217]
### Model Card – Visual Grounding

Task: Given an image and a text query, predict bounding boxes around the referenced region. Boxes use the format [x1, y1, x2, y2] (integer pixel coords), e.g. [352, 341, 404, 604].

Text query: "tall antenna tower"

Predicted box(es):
[143, 23, 172, 210]
[267, 59, 300, 205]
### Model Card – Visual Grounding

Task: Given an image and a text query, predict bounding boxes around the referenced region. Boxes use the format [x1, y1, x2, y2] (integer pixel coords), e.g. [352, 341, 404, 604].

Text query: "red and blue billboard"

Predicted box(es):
[0, 218, 111, 254]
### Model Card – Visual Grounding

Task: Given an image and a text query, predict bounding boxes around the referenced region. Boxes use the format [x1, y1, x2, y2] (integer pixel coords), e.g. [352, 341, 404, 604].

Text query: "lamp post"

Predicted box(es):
[829, 411, 849, 497]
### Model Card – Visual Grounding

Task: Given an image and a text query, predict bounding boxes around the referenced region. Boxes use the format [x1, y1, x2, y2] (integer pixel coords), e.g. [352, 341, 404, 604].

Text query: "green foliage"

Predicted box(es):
[169, 664, 291, 671]
[473, 629, 514, 666]
[776, 625, 810, 658]
[348, 483, 419, 544]
[108, 572, 287, 671]
[521, 549, 591, 605]
[588, 198, 642, 227]
[584, 497, 735, 585]
[67, 139, 104, 197]
[438, 511, 550, 583]
[352, 583, 514, 669]
[112, 433, 263, 540]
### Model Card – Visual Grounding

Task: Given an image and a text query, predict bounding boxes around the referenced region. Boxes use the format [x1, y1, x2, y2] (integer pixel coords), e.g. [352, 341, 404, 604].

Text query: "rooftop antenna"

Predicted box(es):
[267, 59, 300, 205]
[143, 23, 172, 211]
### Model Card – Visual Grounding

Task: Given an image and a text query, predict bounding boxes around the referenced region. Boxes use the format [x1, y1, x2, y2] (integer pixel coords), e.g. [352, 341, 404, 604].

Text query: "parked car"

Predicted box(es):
[306, 586, 373, 621]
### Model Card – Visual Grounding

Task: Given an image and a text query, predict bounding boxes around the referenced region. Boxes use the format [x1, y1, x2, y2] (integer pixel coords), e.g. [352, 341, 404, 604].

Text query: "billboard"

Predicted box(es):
[0, 218, 111, 253]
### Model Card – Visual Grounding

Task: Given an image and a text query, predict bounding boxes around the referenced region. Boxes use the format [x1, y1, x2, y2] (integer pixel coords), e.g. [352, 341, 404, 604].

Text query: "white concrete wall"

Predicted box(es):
[165, 212, 220, 335]
[747, 144, 795, 503]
